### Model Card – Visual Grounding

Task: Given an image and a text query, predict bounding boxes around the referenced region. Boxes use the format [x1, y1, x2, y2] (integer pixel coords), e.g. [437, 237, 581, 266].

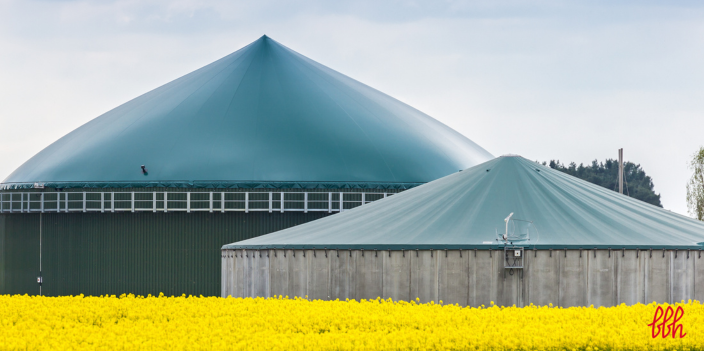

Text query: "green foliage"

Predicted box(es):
[543, 159, 662, 207]
[686, 147, 704, 221]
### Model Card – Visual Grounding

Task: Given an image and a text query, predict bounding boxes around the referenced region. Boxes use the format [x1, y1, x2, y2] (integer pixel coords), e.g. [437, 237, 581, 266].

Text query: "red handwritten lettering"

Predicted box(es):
[647, 306, 686, 338]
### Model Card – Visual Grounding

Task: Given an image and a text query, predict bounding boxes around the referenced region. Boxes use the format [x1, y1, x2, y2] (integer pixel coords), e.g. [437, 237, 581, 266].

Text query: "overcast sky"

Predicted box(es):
[1, 1, 703, 216]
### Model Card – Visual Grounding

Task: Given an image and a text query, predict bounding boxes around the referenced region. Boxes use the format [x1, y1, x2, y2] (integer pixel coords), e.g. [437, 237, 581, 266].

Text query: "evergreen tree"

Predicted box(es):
[544, 159, 662, 207]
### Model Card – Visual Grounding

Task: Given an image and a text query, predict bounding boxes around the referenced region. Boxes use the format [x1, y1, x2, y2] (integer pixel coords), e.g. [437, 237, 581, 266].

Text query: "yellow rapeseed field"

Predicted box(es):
[0, 294, 701, 351]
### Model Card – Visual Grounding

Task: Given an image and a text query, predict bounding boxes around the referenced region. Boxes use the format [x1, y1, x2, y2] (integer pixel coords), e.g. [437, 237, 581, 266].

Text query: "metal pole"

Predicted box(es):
[618, 148, 623, 194]
[39, 213, 42, 296]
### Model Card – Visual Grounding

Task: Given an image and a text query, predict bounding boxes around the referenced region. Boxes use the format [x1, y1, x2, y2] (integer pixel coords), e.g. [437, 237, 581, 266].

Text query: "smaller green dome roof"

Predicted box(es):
[224, 156, 704, 250]
[2, 36, 492, 190]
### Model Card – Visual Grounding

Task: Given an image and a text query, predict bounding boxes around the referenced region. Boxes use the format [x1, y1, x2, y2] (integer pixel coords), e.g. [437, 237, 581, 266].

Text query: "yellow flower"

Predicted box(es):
[0, 294, 700, 350]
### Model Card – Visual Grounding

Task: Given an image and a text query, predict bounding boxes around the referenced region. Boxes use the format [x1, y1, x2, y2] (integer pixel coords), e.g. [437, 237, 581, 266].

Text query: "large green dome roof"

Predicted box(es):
[2, 36, 492, 190]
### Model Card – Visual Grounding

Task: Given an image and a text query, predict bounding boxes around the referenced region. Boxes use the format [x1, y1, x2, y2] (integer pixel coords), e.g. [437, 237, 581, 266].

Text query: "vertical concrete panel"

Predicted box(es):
[672, 250, 695, 304]
[348, 250, 357, 299]
[269, 249, 289, 297]
[695, 251, 704, 302]
[588, 250, 615, 307]
[559, 250, 587, 307]
[221, 251, 227, 297]
[527, 249, 559, 307]
[252, 250, 270, 298]
[469, 250, 495, 307]
[614, 249, 642, 305]
[497, 250, 521, 307]
[288, 250, 307, 298]
[411, 250, 437, 303]
[232, 250, 244, 298]
[355, 250, 383, 300]
[307, 250, 330, 300]
[330, 249, 351, 300]
[383, 250, 411, 302]
[438, 250, 469, 306]
[645, 249, 670, 304]
[222, 250, 236, 298]
[228, 253, 236, 297]
[243, 249, 255, 297]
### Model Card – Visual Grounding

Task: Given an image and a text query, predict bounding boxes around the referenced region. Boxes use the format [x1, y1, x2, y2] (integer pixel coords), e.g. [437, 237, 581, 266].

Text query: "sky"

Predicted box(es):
[0, 0, 703, 216]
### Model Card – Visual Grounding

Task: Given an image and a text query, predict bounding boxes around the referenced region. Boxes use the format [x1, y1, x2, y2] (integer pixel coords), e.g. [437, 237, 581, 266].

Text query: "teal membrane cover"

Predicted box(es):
[224, 156, 704, 250]
[1, 36, 492, 190]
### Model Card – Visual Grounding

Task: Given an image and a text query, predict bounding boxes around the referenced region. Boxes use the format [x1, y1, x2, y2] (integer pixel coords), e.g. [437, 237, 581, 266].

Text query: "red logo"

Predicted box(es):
[647, 306, 686, 338]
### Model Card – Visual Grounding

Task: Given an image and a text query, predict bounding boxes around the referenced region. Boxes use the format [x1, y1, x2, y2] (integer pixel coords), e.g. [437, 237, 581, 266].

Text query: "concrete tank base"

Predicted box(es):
[221, 249, 704, 307]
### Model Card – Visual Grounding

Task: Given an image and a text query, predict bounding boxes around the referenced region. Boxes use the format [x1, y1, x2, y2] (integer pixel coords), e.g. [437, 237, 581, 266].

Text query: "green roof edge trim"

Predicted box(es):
[222, 244, 704, 250]
[0, 181, 423, 191]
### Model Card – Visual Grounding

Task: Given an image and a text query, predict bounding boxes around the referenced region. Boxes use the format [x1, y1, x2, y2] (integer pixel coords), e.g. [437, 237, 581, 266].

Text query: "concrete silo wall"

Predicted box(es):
[221, 249, 704, 307]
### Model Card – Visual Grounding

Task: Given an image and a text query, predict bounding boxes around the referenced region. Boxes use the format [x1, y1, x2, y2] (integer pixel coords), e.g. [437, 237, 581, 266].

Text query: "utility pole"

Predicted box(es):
[618, 148, 623, 194]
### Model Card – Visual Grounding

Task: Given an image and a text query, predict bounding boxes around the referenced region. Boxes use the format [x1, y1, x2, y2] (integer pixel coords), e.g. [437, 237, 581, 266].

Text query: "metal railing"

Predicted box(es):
[0, 191, 391, 214]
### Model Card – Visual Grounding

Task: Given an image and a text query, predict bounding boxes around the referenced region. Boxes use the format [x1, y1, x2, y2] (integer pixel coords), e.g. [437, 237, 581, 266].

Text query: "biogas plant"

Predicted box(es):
[0, 36, 492, 297]
[4, 36, 704, 307]
[222, 155, 704, 307]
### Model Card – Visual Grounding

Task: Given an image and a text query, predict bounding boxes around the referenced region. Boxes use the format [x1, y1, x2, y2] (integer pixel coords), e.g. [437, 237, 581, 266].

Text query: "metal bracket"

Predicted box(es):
[459, 250, 462, 258]
[361, 249, 364, 257]
[549, 248, 552, 257]
[445, 249, 448, 257]
[622, 248, 625, 257]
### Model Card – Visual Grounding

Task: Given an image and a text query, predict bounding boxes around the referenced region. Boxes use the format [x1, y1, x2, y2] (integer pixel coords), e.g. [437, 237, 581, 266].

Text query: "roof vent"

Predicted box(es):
[501, 154, 521, 157]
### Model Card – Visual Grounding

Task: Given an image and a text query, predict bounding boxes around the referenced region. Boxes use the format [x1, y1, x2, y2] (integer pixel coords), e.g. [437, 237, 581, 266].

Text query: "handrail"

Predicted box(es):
[0, 191, 391, 214]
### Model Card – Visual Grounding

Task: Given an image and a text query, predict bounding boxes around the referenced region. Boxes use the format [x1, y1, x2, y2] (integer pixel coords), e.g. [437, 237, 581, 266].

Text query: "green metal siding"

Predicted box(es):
[0, 214, 40, 295]
[0, 214, 4, 293]
[1, 212, 329, 296]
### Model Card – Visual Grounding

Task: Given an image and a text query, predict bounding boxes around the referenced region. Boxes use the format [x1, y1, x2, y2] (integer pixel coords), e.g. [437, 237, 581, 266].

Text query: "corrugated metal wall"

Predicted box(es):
[1, 212, 329, 296]
[0, 214, 40, 295]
